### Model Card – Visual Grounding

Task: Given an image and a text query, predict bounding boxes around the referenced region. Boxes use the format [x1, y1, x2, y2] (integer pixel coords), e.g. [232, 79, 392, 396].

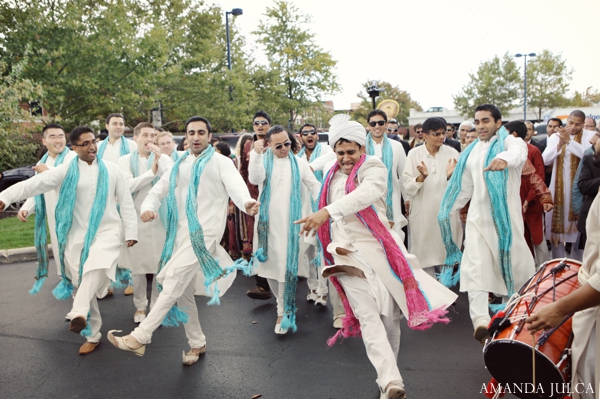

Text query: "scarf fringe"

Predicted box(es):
[280, 311, 298, 332]
[225, 257, 254, 277]
[110, 266, 131, 290]
[489, 302, 506, 314]
[255, 247, 267, 262]
[327, 313, 362, 346]
[52, 279, 74, 300]
[407, 306, 451, 331]
[207, 281, 221, 306]
[437, 265, 460, 288]
[29, 276, 47, 295]
[80, 313, 92, 337]
[161, 305, 189, 327]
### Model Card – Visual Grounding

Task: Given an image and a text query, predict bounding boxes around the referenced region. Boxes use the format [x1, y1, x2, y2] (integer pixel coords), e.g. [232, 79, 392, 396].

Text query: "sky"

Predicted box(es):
[217, 0, 600, 111]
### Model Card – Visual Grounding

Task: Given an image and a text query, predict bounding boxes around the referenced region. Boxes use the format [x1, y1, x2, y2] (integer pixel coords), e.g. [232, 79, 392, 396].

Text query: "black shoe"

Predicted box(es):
[246, 286, 272, 300]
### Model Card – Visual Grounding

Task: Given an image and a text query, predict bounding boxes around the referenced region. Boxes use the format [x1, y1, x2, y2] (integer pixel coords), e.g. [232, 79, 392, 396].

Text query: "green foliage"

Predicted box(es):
[0, 53, 42, 171]
[353, 81, 422, 126]
[570, 86, 600, 107]
[526, 50, 572, 121]
[253, 0, 339, 131]
[453, 53, 521, 118]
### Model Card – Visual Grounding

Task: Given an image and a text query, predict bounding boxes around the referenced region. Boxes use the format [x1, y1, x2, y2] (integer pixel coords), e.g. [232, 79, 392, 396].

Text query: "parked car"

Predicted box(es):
[0, 164, 35, 211]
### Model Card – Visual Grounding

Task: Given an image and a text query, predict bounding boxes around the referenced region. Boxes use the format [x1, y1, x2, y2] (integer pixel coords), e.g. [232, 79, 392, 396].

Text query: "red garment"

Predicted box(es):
[520, 159, 553, 250]
[526, 142, 545, 182]
[237, 138, 258, 256]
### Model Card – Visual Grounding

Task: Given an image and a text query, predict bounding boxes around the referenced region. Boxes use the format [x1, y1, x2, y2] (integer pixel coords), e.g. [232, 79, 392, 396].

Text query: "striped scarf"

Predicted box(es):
[52, 157, 109, 300]
[30, 148, 70, 295]
[97, 136, 131, 159]
[318, 154, 450, 346]
[255, 149, 303, 332]
[366, 133, 394, 223]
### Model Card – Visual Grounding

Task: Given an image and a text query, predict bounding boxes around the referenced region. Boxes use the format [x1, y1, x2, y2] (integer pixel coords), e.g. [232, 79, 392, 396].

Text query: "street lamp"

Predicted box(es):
[515, 52, 536, 120]
[226, 8, 243, 71]
[367, 82, 384, 110]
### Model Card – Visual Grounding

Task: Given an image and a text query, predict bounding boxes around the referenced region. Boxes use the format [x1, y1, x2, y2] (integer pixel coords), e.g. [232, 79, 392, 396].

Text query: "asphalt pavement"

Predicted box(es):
[0, 260, 519, 399]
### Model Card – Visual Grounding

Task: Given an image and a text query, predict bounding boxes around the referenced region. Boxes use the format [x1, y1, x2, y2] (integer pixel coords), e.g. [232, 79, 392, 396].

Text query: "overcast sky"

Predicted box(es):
[217, 0, 600, 111]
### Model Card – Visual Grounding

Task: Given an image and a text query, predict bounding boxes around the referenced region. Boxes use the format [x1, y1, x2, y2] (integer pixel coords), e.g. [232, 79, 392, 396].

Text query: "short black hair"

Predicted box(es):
[334, 138, 362, 150]
[367, 109, 387, 123]
[474, 104, 502, 122]
[570, 110, 586, 121]
[185, 116, 212, 133]
[70, 125, 95, 144]
[422, 117, 447, 134]
[106, 113, 125, 125]
[266, 125, 300, 153]
[215, 141, 231, 157]
[548, 117, 563, 127]
[42, 123, 64, 137]
[253, 110, 271, 125]
[299, 123, 316, 132]
[504, 120, 527, 139]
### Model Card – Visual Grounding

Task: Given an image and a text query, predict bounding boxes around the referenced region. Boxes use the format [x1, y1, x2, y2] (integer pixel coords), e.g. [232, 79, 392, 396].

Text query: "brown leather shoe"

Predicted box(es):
[70, 316, 87, 334]
[79, 341, 99, 355]
[246, 286, 272, 300]
[124, 285, 134, 296]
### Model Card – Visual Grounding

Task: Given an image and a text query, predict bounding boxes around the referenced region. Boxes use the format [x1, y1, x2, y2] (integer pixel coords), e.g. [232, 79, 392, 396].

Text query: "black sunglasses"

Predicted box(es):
[253, 120, 269, 126]
[387, 128, 399, 133]
[274, 141, 292, 150]
[369, 121, 386, 127]
[301, 129, 317, 136]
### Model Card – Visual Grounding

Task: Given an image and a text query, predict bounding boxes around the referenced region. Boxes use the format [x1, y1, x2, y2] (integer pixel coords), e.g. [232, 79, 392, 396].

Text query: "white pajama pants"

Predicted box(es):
[576, 324, 596, 399]
[338, 273, 404, 392]
[305, 246, 328, 296]
[551, 242, 583, 262]
[131, 264, 206, 349]
[329, 279, 345, 320]
[267, 279, 286, 317]
[67, 268, 110, 344]
[132, 273, 159, 311]
[468, 290, 492, 329]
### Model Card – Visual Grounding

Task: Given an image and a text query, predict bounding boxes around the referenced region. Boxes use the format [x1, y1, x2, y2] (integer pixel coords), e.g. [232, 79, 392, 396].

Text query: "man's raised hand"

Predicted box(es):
[140, 210, 158, 222]
[295, 208, 331, 237]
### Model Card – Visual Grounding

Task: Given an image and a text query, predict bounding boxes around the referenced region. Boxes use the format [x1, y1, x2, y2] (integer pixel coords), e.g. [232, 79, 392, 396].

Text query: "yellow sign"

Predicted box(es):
[378, 99, 400, 119]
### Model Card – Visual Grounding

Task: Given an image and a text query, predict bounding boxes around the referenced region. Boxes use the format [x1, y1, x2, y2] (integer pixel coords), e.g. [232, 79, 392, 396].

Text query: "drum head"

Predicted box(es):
[484, 340, 566, 399]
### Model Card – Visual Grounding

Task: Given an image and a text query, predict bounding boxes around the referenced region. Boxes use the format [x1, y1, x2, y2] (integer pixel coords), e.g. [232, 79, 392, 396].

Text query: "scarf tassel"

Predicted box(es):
[327, 314, 362, 347]
[110, 266, 131, 290]
[280, 311, 298, 333]
[52, 279, 74, 300]
[225, 257, 254, 277]
[437, 265, 460, 287]
[161, 305, 189, 327]
[207, 281, 221, 306]
[80, 312, 92, 337]
[255, 247, 267, 262]
[407, 307, 451, 331]
[29, 276, 47, 295]
[489, 302, 506, 314]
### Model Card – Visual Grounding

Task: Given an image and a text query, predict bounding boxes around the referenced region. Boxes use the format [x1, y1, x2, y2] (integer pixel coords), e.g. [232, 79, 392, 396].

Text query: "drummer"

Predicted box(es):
[527, 137, 600, 399]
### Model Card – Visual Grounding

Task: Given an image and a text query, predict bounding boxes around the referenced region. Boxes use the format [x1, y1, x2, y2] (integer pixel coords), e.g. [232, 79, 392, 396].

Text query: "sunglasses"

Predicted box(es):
[387, 128, 399, 133]
[368, 121, 386, 127]
[415, 130, 423, 134]
[446, 128, 455, 132]
[274, 141, 292, 150]
[253, 120, 269, 126]
[301, 129, 317, 136]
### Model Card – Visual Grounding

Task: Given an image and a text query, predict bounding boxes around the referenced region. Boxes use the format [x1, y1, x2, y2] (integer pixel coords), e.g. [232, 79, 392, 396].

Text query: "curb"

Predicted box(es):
[0, 245, 53, 264]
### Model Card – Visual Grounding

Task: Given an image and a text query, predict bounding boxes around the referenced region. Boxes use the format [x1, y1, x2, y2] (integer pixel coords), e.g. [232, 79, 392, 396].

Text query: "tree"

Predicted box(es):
[253, 0, 339, 131]
[526, 50, 572, 121]
[353, 80, 422, 127]
[453, 53, 521, 118]
[570, 86, 600, 107]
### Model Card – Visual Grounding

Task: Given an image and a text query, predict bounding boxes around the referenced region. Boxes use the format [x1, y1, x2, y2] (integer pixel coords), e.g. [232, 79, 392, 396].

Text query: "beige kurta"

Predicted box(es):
[20, 150, 78, 275]
[448, 135, 535, 295]
[141, 152, 253, 296]
[248, 151, 321, 282]
[118, 153, 173, 275]
[322, 157, 457, 318]
[403, 144, 462, 269]
[0, 159, 137, 285]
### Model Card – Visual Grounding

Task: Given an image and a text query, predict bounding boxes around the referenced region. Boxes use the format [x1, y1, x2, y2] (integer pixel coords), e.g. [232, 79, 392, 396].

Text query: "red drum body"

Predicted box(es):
[483, 258, 581, 399]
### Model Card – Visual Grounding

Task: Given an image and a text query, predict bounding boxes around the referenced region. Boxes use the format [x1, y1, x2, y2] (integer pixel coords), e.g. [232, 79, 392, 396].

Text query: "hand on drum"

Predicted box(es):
[525, 302, 566, 333]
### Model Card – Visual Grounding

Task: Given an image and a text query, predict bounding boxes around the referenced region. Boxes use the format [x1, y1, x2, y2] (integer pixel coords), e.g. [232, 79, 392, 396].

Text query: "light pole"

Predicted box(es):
[367, 82, 384, 110]
[226, 8, 243, 71]
[515, 52, 536, 120]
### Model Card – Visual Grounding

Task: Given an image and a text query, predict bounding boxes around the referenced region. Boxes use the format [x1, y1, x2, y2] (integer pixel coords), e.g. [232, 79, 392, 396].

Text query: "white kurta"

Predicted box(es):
[118, 153, 173, 275]
[0, 159, 137, 285]
[141, 152, 253, 296]
[542, 130, 595, 243]
[403, 144, 462, 268]
[448, 135, 535, 295]
[99, 137, 137, 164]
[248, 151, 321, 282]
[322, 157, 458, 317]
[20, 150, 78, 275]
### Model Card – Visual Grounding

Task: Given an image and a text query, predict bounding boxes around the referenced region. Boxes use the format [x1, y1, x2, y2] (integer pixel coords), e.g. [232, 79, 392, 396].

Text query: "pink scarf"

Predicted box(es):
[318, 154, 450, 346]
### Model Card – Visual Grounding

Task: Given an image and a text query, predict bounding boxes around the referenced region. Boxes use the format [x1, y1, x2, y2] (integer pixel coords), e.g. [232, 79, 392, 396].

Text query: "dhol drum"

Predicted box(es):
[483, 258, 581, 399]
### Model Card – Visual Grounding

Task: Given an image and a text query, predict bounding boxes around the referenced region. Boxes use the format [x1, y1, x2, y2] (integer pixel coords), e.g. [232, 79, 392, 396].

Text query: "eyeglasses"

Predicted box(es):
[73, 140, 98, 148]
[368, 121, 386, 127]
[428, 131, 445, 137]
[446, 128, 455, 132]
[253, 120, 269, 126]
[301, 129, 317, 136]
[274, 141, 292, 150]
[415, 130, 423, 134]
[387, 128, 398, 133]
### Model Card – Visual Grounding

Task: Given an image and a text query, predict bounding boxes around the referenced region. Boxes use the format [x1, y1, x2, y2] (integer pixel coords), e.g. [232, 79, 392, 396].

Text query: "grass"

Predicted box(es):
[0, 216, 50, 250]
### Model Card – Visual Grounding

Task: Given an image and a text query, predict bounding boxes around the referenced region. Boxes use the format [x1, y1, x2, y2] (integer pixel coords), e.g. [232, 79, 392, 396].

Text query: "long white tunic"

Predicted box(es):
[448, 135, 535, 295]
[20, 150, 78, 275]
[0, 159, 137, 285]
[542, 130, 595, 243]
[322, 157, 457, 317]
[403, 144, 462, 268]
[118, 153, 173, 275]
[99, 137, 137, 164]
[248, 151, 321, 282]
[141, 152, 253, 296]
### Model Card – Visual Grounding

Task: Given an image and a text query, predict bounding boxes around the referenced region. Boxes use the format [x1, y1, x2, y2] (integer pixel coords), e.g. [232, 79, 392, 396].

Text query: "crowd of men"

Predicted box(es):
[1, 105, 600, 399]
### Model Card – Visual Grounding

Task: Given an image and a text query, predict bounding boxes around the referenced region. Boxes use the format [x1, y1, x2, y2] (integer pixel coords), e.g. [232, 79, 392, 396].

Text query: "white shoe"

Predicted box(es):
[306, 290, 318, 302]
[182, 345, 206, 366]
[315, 294, 327, 306]
[275, 316, 288, 335]
[333, 317, 343, 329]
[381, 383, 406, 399]
[134, 310, 146, 324]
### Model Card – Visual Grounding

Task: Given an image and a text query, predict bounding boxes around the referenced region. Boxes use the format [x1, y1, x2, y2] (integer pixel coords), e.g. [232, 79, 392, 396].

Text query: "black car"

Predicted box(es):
[0, 164, 35, 211]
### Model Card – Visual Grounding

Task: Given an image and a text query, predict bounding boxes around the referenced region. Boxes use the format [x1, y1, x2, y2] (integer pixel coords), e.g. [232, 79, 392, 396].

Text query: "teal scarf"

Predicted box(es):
[437, 127, 514, 307]
[130, 151, 167, 229]
[298, 142, 323, 183]
[255, 149, 303, 332]
[171, 150, 181, 162]
[30, 148, 70, 295]
[366, 133, 394, 223]
[52, 156, 109, 300]
[97, 136, 131, 159]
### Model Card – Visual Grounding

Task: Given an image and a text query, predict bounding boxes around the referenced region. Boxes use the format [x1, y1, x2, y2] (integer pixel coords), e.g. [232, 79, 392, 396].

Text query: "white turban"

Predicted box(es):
[328, 114, 367, 150]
